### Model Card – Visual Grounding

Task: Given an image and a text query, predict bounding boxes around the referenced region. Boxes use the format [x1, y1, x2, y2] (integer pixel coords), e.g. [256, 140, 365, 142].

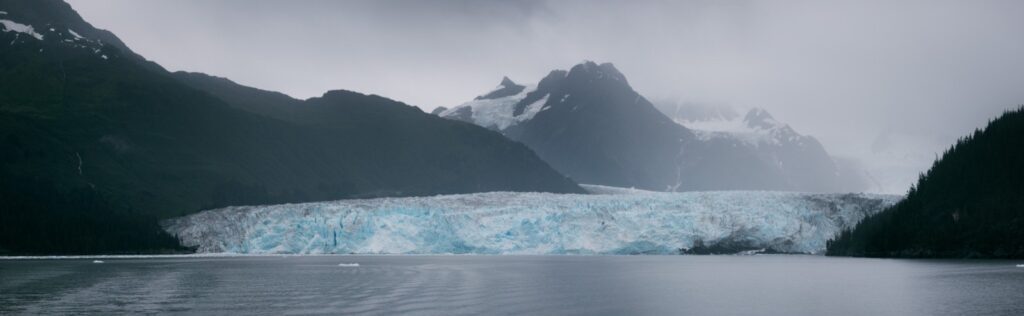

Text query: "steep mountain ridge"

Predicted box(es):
[440, 61, 861, 192]
[0, 0, 581, 254]
[658, 102, 867, 192]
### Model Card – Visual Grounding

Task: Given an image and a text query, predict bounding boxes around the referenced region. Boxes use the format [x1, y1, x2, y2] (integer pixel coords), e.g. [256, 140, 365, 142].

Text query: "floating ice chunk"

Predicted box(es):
[338, 263, 360, 267]
[582, 184, 652, 195]
[1016, 264, 1024, 268]
[0, 19, 43, 40]
[0, 11, 7, 15]
[92, 260, 104, 264]
[737, 249, 767, 256]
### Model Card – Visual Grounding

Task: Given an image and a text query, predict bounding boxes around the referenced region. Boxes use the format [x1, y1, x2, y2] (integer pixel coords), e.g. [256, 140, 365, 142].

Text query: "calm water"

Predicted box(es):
[1, 255, 1022, 315]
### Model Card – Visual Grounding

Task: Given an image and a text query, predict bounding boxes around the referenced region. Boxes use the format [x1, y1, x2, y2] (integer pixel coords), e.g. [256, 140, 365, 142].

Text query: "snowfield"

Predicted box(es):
[163, 185, 899, 255]
[438, 84, 542, 130]
[1, 19, 44, 40]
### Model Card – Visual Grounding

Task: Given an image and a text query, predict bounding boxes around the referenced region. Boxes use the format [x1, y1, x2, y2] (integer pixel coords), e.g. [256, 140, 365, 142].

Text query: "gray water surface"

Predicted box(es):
[2, 255, 1022, 315]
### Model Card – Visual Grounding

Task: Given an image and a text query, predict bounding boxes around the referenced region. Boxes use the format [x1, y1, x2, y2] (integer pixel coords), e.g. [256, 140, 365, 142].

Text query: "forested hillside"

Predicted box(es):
[827, 107, 1024, 258]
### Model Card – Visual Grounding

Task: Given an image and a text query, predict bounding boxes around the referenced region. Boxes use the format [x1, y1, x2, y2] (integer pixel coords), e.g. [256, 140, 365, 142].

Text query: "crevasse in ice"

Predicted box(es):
[163, 185, 899, 255]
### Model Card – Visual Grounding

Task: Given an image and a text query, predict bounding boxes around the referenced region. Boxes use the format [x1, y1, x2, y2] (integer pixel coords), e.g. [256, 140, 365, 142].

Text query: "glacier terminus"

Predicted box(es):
[163, 185, 899, 255]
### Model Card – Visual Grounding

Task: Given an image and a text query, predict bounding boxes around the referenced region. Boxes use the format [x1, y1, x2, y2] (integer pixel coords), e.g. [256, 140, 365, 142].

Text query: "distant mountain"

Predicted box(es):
[656, 101, 868, 192]
[656, 101, 739, 123]
[0, 0, 581, 254]
[438, 61, 863, 192]
[429, 106, 448, 115]
[827, 107, 1024, 258]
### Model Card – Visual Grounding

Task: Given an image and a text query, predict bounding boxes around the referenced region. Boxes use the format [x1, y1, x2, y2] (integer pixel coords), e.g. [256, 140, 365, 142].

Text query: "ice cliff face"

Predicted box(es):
[163, 185, 899, 255]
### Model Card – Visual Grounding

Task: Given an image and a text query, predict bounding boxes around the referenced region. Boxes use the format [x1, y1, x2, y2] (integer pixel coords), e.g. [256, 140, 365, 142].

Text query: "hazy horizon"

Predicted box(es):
[66, 0, 1024, 194]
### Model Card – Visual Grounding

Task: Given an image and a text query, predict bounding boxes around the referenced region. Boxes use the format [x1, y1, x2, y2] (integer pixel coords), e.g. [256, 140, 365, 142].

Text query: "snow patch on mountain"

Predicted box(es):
[439, 84, 541, 130]
[521, 94, 550, 119]
[1, 19, 44, 40]
[67, 28, 84, 40]
[163, 186, 899, 255]
[677, 107, 812, 148]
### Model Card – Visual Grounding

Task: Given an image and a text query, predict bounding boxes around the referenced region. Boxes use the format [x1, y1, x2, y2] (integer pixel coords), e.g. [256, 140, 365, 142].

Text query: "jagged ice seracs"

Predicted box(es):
[163, 185, 899, 255]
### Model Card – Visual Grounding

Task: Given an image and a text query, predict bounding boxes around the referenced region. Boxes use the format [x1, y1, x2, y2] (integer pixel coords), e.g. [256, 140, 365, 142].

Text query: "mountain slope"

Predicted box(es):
[827, 107, 1024, 258]
[171, 71, 303, 119]
[0, 0, 581, 254]
[440, 61, 857, 192]
[170, 71, 582, 196]
[657, 102, 867, 192]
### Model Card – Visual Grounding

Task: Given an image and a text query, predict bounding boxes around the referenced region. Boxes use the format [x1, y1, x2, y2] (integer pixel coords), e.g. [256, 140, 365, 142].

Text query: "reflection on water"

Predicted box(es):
[1, 255, 1023, 315]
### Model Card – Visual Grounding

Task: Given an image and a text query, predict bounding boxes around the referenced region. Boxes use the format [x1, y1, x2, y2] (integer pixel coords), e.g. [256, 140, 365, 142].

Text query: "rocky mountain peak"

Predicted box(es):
[566, 61, 628, 84]
[499, 76, 516, 87]
[744, 108, 782, 130]
[476, 76, 526, 100]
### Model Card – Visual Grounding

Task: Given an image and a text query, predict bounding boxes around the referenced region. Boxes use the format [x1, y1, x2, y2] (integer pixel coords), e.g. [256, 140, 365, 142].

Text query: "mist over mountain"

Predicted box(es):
[439, 61, 864, 192]
[656, 101, 869, 192]
[3, 1, 1024, 314]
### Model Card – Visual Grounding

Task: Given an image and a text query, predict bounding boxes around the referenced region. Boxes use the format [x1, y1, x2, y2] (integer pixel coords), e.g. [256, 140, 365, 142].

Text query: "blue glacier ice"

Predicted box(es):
[163, 185, 900, 255]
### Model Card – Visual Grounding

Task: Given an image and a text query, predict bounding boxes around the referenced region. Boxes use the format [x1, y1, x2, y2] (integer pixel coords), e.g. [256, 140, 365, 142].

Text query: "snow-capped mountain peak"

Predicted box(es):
[0, 1, 153, 63]
[661, 105, 806, 147]
[438, 61, 642, 131]
[743, 107, 784, 130]
[438, 77, 543, 130]
[440, 62, 867, 192]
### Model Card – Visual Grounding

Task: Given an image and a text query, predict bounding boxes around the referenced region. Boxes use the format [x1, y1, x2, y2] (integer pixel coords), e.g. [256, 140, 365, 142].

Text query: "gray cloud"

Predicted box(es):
[67, 0, 1024, 193]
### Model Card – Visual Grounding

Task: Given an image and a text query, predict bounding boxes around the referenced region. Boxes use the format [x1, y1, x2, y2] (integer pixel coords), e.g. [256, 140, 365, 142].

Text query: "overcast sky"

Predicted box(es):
[67, 0, 1024, 193]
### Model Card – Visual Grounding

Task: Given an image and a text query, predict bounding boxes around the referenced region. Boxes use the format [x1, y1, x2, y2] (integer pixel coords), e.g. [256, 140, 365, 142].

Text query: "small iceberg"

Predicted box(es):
[1016, 264, 1024, 268]
[92, 260, 104, 264]
[337, 263, 359, 267]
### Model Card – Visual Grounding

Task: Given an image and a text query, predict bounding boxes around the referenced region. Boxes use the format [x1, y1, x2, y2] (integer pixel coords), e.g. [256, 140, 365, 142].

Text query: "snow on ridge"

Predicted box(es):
[440, 84, 539, 130]
[675, 108, 809, 147]
[1, 19, 44, 40]
[68, 28, 84, 40]
[519, 94, 550, 121]
[164, 188, 899, 255]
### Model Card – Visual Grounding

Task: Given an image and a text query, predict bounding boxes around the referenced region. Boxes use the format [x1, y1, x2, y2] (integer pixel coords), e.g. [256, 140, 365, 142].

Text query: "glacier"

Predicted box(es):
[438, 83, 541, 130]
[163, 185, 899, 255]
